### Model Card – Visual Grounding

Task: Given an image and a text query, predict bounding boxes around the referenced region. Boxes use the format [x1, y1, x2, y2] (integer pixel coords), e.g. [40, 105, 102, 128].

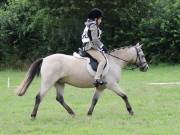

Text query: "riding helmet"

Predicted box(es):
[87, 8, 104, 20]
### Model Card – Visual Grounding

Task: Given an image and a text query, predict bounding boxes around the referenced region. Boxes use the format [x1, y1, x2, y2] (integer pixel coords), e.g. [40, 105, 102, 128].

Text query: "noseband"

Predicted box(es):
[134, 47, 147, 68]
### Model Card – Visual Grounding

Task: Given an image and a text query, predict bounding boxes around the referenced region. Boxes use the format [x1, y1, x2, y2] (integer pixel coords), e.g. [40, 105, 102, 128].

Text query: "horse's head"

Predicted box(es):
[134, 43, 149, 72]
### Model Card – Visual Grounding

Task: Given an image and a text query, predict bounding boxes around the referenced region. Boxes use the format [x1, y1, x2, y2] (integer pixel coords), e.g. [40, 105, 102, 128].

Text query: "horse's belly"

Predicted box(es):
[64, 76, 94, 88]
[63, 70, 94, 88]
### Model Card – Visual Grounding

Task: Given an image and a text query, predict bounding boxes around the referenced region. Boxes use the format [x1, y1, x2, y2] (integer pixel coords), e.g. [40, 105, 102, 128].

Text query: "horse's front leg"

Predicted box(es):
[107, 82, 134, 115]
[87, 88, 104, 116]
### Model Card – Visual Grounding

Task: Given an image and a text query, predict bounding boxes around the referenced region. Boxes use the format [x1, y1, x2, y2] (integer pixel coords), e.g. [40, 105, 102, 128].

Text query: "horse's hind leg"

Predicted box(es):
[55, 83, 75, 116]
[31, 92, 41, 118]
[31, 79, 54, 118]
[107, 83, 134, 115]
[87, 88, 103, 116]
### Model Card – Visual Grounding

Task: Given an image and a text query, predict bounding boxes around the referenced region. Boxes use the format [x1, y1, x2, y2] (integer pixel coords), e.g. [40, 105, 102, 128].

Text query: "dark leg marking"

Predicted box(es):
[87, 90, 101, 116]
[56, 96, 75, 115]
[122, 95, 134, 115]
[87, 97, 98, 115]
[31, 94, 41, 118]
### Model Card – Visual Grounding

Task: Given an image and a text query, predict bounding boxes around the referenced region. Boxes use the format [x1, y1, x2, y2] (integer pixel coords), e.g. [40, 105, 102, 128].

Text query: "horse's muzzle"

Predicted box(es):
[140, 64, 149, 72]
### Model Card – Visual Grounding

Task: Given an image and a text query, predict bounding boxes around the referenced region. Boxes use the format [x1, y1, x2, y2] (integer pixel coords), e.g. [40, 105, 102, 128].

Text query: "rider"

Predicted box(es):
[81, 8, 108, 86]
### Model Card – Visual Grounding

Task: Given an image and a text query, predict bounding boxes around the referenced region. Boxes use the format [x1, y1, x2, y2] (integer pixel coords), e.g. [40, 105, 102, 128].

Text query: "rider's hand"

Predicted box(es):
[102, 46, 108, 53]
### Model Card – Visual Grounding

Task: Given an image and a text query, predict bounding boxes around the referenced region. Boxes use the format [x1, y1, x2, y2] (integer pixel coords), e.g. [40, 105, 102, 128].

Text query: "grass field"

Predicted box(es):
[0, 64, 180, 135]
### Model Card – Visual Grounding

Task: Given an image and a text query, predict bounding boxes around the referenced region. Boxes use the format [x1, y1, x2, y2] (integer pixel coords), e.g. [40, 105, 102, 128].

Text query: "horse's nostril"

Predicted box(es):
[140, 65, 149, 72]
[144, 65, 149, 71]
[146, 65, 149, 70]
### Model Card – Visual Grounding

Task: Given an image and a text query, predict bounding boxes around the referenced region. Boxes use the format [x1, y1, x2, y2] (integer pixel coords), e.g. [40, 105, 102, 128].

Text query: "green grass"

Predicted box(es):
[0, 64, 180, 135]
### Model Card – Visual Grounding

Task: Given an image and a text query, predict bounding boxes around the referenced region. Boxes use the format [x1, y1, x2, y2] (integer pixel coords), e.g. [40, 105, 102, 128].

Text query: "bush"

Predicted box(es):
[139, 0, 180, 63]
[0, 0, 180, 69]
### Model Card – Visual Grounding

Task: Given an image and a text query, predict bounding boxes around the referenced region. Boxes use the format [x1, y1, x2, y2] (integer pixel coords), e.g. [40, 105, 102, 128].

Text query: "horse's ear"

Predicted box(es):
[136, 42, 140, 47]
[139, 44, 143, 48]
[136, 42, 143, 48]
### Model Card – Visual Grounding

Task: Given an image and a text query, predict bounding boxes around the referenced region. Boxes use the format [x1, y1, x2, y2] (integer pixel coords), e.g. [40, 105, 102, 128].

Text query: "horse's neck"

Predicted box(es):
[109, 47, 136, 68]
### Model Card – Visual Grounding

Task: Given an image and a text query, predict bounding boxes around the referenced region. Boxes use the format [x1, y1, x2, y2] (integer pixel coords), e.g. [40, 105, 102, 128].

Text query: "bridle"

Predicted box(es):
[134, 47, 148, 69]
[107, 46, 147, 70]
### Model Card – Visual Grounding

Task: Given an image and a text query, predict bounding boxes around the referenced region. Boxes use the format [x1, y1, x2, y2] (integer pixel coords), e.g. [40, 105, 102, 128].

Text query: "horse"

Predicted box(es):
[16, 43, 149, 118]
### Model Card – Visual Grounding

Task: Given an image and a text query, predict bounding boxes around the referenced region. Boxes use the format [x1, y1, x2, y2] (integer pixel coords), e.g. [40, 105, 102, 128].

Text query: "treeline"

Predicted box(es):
[0, 0, 179, 68]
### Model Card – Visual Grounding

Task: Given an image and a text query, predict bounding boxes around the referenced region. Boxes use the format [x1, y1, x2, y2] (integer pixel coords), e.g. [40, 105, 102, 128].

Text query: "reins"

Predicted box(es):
[106, 48, 139, 70]
[107, 53, 129, 63]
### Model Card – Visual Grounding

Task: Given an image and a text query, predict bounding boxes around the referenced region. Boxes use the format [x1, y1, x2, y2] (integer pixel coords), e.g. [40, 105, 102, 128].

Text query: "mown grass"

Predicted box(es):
[0, 64, 180, 135]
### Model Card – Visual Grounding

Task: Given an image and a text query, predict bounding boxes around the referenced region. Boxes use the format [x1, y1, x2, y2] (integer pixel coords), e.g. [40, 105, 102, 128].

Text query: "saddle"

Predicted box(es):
[78, 49, 98, 72]
[73, 49, 109, 77]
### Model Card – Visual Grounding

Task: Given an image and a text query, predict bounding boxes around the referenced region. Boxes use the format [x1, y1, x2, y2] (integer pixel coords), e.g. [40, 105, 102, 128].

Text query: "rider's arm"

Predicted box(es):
[88, 24, 104, 49]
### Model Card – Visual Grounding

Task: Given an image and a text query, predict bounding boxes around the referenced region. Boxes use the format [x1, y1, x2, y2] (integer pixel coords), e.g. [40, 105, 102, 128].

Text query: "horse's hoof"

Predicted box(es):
[129, 110, 134, 116]
[70, 113, 76, 118]
[87, 112, 92, 116]
[69, 111, 75, 116]
[31, 116, 36, 120]
[128, 108, 134, 115]
[127, 107, 134, 116]
[31, 114, 36, 120]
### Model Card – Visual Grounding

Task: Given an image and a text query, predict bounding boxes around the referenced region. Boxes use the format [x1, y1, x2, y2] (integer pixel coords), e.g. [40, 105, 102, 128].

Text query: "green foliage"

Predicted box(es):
[0, 0, 37, 67]
[139, 0, 180, 63]
[0, 0, 179, 68]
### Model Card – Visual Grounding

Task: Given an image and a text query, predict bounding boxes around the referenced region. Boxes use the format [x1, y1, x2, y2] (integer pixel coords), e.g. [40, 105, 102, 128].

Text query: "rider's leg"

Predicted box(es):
[87, 49, 107, 83]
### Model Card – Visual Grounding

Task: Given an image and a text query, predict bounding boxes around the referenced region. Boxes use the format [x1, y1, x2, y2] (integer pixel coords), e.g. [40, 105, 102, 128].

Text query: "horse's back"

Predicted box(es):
[44, 53, 75, 61]
[40, 53, 94, 87]
[42, 53, 83, 72]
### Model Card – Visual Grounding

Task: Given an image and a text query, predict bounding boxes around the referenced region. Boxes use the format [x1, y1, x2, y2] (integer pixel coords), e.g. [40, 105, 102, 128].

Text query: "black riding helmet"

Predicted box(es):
[87, 8, 104, 20]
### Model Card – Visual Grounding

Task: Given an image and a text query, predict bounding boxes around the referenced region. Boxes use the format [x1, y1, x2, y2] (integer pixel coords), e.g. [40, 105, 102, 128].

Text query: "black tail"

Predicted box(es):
[16, 58, 43, 96]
